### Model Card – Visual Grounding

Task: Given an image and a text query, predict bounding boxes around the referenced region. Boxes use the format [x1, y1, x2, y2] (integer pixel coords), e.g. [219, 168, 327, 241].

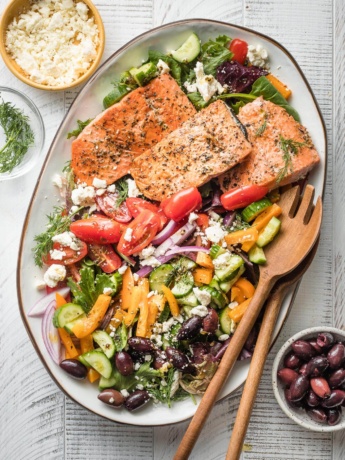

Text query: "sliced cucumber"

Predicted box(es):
[173, 257, 197, 270]
[241, 198, 272, 223]
[199, 286, 227, 309]
[214, 254, 244, 282]
[78, 354, 90, 368]
[149, 263, 175, 293]
[257, 216, 281, 248]
[177, 291, 199, 307]
[92, 330, 116, 359]
[248, 245, 267, 264]
[171, 33, 201, 63]
[98, 372, 117, 390]
[129, 62, 157, 86]
[110, 272, 123, 294]
[219, 265, 245, 293]
[53, 303, 84, 328]
[64, 314, 86, 334]
[209, 244, 226, 260]
[219, 307, 234, 335]
[158, 302, 170, 322]
[171, 271, 194, 298]
[81, 350, 113, 379]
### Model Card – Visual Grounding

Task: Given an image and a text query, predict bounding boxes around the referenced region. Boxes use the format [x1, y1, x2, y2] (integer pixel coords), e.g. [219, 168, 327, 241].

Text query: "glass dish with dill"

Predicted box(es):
[0, 87, 44, 180]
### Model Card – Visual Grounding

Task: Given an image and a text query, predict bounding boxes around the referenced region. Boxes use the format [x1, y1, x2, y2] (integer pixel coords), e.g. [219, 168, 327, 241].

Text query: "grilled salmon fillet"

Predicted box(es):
[71, 74, 196, 185]
[130, 100, 252, 201]
[219, 97, 320, 191]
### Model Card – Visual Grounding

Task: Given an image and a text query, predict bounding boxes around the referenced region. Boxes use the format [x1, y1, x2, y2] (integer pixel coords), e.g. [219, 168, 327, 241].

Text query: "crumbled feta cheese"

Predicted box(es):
[161, 379, 167, 387]
[134, 362, 141, 371]
[71, 184, 95, 206]
[43, 264, 66, 288]
[120, 389, 129, 398]
[126, 178, 140, 198]
[213, 251, 232, 270]
[118, 264, 128, 275]
[150, 333, 163, 347]
[92, 177, 107, 189]
[162, 317, 176, 333]
[107, 184, 116, 193]
[103, 287, 113, 295]
[184, 81, 198, 93]
[247, 44, 270, 69]
[140, 256, 161, 268]
[230, 319, 237, 334]
[228, 301, 239, 310]
[109, 331, 115, 337]
[190, 305, 209, 317]
[152, 322, 163, 334]
[35, 279, 46, 290]
[188, 212, 199, 224]
[184, 62, 224, 102]
[108, 397, 115, 404]
[205, 220, 227, 243]
[170, 371, 181, 397]
[157, 59, 170, 75]
[193, 287, 212, 306]
[52, 174, 63, 189]
[147, 290, 157, 299]
[139, 245, 155, 259]
[49, 249, 66, 261]
[218, 334, 230, 342]
[5, 0, 100, 87]
[70, 205, 79, 214]
[52, 231, 81, 251]
[123, 228, 133, 242]
[96, 188, 106, 196]
[136, 384, 144, 390]
[208, 210, 221, 221]
[144, 354, 151, 362]
[133, 273, 139, 282]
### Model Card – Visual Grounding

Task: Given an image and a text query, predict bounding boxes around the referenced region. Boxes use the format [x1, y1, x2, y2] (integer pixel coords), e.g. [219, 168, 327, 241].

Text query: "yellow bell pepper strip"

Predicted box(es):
[161, 285, 180, 317]
[192, 267, 213, 285]
[55, 292, 67, 307]
[58, 328, 79, 358]
[225, 227, 259, 247]
[123, 286, 141, 327]
[80, 335, 100, 383]
[196, 252, 214, 269]
[230, 286, 246, 304]
[228, 297, 253, 323]
[266, 74, 292, 100]
[233, 278, 256, 299]
[106, 309, 124, 333]
[121, 267, 134, 311]
[136, 279, 150, 337]
[252, 204, 282, 231]
[146, 296, 160, 338]
[241, 240, 256, 252]
[72, 294, 112, 339]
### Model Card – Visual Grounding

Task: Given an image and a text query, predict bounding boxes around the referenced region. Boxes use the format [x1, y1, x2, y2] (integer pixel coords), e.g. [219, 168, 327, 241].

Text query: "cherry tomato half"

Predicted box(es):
[160, 187, 202, 222]
[88, 244, 122, 273]
[229, 38, 248, 65]
[70, 217, 122, 244]
[95, 192, 132, 223]
[220, 185, 269, 211]
[117, 209, 161, 256]
[43, 241, 87, 266]
[126, 197, 168, 230]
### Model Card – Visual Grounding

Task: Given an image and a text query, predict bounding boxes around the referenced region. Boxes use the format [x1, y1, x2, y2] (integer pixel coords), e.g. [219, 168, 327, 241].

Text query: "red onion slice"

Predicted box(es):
[154, 223, 196, 257]
[28, 286, 70, 317]
[165, 245, 210, 256]
[135, 254, 177, 278]
[152, 220, 180, 245]
[41, 300, 61, 365]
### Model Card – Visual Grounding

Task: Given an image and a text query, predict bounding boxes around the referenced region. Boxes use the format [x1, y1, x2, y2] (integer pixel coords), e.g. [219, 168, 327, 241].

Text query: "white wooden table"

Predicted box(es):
[0, 0, 343, 458]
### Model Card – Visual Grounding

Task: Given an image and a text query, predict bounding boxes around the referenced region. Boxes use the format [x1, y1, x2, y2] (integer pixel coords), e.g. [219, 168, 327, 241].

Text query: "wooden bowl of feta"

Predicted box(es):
[0, 0, 105, 91]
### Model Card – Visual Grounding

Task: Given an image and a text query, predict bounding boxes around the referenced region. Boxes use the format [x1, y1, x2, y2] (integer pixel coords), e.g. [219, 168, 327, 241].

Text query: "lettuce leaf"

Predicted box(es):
[200, 35, 233, 76]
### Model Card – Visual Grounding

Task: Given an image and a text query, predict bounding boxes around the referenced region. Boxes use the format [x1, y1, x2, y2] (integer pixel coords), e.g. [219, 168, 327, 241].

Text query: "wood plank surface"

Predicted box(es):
[0, 0, 339, 459]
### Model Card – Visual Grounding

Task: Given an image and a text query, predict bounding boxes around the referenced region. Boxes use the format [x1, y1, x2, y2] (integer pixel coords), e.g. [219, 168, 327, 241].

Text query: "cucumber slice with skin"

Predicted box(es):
[172, 257, 197, 270]
[78, 354, 90, 368]
[219, 265, 245, 293]
[171, 33, 201, 63]
[214, 254, 244, 282]
[171, 271, 194, 298]
[53, 303, 85, 328]
[129, 62, 157, 86]
[257, 217, 281, 248]
[241, 198, 272, 223]
[209, 244, 226, 260]
[98, 372, 117, 390]
[92, 330, 116, 359]
[177, 291, 199, 307]
[64, 314, 86, 334]
[199, 286, 227, 309]
[219, 307, 234, 335]
[149, 263, 175, 293]
[81, 350, 113, 379]
[248, 245, 267, 264]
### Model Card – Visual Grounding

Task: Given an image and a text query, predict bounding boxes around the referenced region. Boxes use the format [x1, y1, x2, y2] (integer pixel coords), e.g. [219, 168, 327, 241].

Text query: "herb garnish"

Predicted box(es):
[67, 118, 93, 139]
[0, 98, 35, 173]
[276, 135, 308, 183]
[255, 112, 268, 137]
[33, 206, 82, 267]
[115, 178, 129, 207]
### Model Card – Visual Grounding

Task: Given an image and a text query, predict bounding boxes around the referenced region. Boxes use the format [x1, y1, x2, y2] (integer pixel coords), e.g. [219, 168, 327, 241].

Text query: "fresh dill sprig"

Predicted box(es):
[33, 206, 82, 267]
[149, 368, 177, 407]
[67, 118, 93, 139]
[276, 135, 308, 183]
[255, 112, 268, 137]
[0, 98, 35, 173]
[115, 178, 129, 207]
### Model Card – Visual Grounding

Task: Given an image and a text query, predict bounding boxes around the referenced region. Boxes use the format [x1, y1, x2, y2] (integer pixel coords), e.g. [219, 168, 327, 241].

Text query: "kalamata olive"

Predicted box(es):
[329, 368, 345, 389]
[277, 368, 299, 387]
[291, 340, 316, 361]
[115, 351, 134, 376]
[153, 350, 167, 370]
[317, 332, 334, 349]
[284, 352, 301, 369]
[290, 375, 309, 401]
[305, 356, 329, 377]
[327, 343, 345, 369]
[299, 363, 308, 376]
[306, 407, 327, 423]
[165, 347, 196, 374]
[127, 337, 155, 353]
[190, 342, 210, 364]
[321, 390, 345, 408]
[100, 306, 115, 330]
[202, 308, 219, 333]
[310, 377, 331, 399]
[124, 390, 150, 412]
[284, 388, 304, 408]
[327, 407, 342, 426]
[305, 390, 321, 408]
[214, 337, 231, 361]
[60, 359, 88, 379]
[98, 389, 124, 408]
[308, 339, 322, 354]
[244, 325, 258, 352]
[176, 316, 203, 340]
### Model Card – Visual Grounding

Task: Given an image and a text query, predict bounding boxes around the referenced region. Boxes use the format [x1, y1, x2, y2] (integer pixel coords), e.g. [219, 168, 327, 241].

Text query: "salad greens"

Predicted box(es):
[67, 118, 93, 139]
[200, 35, 233, 76]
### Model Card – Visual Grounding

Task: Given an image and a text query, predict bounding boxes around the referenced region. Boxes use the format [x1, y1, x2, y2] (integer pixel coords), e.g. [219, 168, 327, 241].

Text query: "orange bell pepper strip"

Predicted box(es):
[121, 267, 134, 311]
[123, 286, 141, 327]
[55, 292, 67, 307]
[228, 297, 253, 323]
[196, 252, 214, 269]
[106, 309, 124, 333]
[225, 227, 259, 246]
[58, 328, 79, 358]
[266, 74, 291, 99]
[192, 268, 213, 285]
[71, 294, 111, 339]
[136, 279, 150, 337]
[233, 278, 255, 299]
[252, 204, 282, 231]
[161, 285, 180, 317]
[230, 286, 246, 304]
[146, 296, 160, 338]
[80, 335, 100, 383]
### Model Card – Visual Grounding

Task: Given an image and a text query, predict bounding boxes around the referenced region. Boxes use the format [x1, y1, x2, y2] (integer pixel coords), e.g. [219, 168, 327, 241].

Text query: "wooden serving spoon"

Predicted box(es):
[174, 185, 322, 460]
[226, 237, 320, 460]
